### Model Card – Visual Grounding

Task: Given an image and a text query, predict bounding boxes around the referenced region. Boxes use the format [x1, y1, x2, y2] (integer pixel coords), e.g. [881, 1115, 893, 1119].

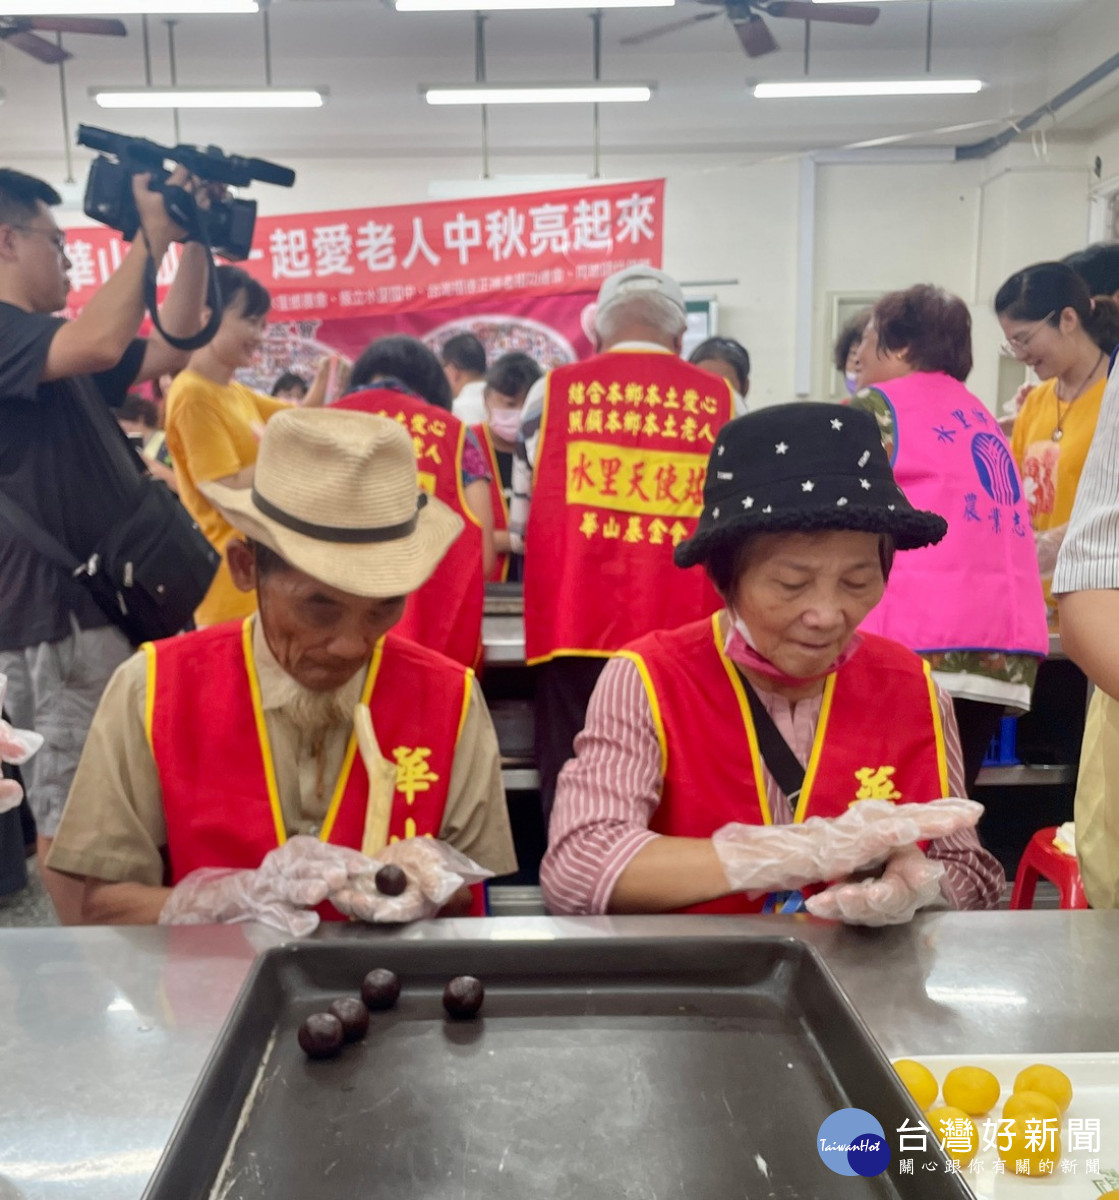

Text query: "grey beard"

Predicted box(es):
[279, 687, 353, 749]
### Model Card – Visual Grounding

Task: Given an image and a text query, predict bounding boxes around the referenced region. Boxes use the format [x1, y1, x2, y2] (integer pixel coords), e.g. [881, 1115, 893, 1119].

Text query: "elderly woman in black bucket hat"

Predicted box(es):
[541, 404, 1005, 924]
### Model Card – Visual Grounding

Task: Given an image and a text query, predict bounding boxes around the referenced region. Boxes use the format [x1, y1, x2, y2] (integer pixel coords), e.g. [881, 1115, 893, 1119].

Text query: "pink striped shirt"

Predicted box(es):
[541, 657, 1005, 916]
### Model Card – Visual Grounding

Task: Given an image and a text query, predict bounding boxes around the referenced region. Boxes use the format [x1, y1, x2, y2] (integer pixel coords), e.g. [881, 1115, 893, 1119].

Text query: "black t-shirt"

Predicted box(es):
[0, 302, 146, 651]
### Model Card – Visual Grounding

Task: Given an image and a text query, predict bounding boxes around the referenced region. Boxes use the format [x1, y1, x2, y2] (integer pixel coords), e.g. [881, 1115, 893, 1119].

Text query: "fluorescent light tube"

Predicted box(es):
[753, 79, 984, 99]
[93, 87, 325, 108]
[2, 0, 257, 12]
[424, 84, 653, 105]
[400, 0, 670, 9]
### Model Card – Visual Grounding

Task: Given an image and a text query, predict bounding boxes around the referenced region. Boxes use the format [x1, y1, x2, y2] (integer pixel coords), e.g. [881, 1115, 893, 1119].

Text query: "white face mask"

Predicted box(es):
[487, 407, 522, 442]
[844, 372, 859, 396]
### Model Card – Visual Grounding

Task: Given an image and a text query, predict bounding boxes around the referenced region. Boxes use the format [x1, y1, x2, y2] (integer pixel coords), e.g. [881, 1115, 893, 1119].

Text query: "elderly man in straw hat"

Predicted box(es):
[46, 409, 516, 931]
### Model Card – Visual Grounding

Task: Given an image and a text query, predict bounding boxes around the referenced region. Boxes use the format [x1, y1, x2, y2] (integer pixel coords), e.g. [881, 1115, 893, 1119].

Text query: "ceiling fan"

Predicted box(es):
[0, 15, 127, 65]
[621, 0, 880, 58]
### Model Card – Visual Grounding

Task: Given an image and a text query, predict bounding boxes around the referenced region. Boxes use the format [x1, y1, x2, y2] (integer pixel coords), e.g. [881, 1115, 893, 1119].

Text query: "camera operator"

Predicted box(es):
[0, 165, 209, 923]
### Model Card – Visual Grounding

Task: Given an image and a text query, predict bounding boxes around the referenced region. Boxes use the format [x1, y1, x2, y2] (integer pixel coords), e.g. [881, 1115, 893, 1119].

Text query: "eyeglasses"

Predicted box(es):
[1000, 310, 1056, 359]
[10, 225, 68, 256]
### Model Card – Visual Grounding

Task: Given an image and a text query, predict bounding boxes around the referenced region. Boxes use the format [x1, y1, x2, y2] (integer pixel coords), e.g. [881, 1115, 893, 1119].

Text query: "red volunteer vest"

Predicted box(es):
[472, 422, 510, 583]
[335, 388, 484, 669]
[146, 620, 474, 916]
[524, 350, 734, 664]
[624, 616, 950, 915]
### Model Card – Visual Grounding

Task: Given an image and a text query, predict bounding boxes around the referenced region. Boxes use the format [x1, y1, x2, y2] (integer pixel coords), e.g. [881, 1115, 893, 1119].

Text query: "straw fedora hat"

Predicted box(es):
[200, 408, 463, 598]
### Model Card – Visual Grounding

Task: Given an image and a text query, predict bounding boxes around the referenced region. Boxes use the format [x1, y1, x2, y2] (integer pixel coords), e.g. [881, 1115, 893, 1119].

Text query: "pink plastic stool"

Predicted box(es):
[1009, 827, 1088, 910]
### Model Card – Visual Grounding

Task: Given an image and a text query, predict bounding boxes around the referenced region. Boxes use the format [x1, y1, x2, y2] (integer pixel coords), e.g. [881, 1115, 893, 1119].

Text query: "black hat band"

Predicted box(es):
[250, 488, 428, 544]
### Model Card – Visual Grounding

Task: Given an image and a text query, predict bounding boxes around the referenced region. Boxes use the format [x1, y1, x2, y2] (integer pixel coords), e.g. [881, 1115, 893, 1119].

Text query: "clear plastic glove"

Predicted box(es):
[0, 672, 44, 815]
[159, 835, 378, 936]
[712, 798, 982, 896]
[805, 846, 946, 927]
[330, 838, 493, 924]
[1035, 523, 1067, 578]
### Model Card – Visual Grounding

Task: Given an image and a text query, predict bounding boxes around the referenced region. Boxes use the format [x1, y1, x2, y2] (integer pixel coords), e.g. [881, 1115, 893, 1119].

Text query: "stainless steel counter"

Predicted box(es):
[2, 912, 1117, 1199]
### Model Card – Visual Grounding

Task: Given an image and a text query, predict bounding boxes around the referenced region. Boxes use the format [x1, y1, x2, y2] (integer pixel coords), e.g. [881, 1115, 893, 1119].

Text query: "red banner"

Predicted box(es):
[62, 179, 664, 322]
[237, 291, 597, 396]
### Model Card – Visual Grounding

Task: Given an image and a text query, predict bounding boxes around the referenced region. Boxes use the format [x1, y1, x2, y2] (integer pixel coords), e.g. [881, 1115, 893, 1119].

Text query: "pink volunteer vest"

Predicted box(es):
[859, 372, 1048, 657]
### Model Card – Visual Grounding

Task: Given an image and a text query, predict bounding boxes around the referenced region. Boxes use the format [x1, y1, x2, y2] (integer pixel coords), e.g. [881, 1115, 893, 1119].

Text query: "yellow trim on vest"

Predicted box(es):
[455, 668, 474, 747]
[478, 423, 511, 583]
[479, 423, 511, 527]
[534, 371, 553, 495]
[241, 617, 287, 847]
[319, 639, 384, 843]
[455, 422, 483, 530]
[142, 641, 157, 754]
[614, 650, 668, 778]
[710, 613, 773, 825]
[923, 660, 951, 796]
[524, 647, 612, 667]
[793, 673, 837, 824]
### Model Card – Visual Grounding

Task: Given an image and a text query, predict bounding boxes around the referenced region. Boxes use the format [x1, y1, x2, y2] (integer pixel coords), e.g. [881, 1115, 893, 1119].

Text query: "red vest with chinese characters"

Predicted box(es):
[524, 350, 734, 664]
[147, 620, 471, 917]
[472, 422, 510, 583]
[335, 387, 484, 669]
[623, 616, 950, 915]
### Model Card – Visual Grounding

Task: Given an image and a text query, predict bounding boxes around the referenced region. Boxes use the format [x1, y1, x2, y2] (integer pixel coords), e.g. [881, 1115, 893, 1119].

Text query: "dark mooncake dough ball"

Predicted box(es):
[375, 864, 408, 896]
[361, 968, 402, 1011]
[443, 976, 484, 1019]
[329, 996, 371, 1042]
[298, 1012, 345, 1059]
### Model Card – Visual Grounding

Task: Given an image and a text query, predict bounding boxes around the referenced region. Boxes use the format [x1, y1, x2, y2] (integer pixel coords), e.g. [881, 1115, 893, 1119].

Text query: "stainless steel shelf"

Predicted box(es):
[976, 763, 1074, 787]
[486, 885, 547, 916]
[502, 767, 541, 790]
[484, 617, 1067, 668]
[483, 615, 526, 665]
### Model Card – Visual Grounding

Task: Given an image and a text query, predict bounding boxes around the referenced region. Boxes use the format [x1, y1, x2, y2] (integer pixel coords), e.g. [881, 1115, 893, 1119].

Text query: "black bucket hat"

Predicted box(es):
[674, 403, 948, 569]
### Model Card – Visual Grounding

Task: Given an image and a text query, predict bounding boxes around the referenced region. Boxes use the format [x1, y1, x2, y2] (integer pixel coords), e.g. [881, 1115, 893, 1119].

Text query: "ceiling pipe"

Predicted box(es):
[956, 51, 1119, 161]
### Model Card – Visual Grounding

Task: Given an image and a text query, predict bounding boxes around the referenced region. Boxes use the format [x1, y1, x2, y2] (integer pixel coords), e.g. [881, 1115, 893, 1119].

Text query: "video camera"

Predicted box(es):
[76, 124, 295, 261]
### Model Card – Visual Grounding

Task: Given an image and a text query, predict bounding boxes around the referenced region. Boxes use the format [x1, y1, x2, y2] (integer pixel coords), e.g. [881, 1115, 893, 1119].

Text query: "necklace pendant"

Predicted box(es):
[1052, 428, 1064, 443]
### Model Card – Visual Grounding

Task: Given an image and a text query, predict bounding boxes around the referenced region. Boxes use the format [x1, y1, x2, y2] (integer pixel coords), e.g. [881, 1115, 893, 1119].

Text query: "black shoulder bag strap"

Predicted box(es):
[0, 488, 82, 576]
[735, 669, 807, 807]
[0, 404, 149, 619]
[0, 486, 128, 623]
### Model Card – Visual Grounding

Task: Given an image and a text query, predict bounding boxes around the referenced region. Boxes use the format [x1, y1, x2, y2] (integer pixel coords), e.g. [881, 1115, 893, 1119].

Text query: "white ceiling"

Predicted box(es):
[0, 0, 1116, 165]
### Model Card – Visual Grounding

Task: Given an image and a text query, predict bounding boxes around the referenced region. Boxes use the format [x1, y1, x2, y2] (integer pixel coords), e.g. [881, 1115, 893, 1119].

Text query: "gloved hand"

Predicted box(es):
[712, 798, 981, 896]
[0, 673, 44, 815]
[805, 846, 946, 926]
[330, 838, 493, 924]
[158, 835, 378, 936]
[1035, 523, 1068, 578]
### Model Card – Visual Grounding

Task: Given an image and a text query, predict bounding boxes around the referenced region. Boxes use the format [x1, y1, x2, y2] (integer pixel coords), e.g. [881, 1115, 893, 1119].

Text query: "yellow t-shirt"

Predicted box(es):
[1011, 375, 1106, 622]
[165, 370, 291, 626]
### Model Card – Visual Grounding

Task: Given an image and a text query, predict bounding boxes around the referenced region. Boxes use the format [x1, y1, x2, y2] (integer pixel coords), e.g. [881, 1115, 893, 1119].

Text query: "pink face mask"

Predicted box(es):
[723, 610, 862, 687]
[487, 407, 523, 443]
